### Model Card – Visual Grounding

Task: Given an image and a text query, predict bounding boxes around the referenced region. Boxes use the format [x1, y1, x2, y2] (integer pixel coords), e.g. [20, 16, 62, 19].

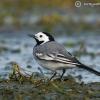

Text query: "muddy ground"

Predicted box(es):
[0, 75, 100, 100]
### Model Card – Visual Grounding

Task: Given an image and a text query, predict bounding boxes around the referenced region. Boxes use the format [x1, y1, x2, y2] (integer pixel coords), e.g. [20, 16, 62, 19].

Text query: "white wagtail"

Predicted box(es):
[29, 32, 100, 80]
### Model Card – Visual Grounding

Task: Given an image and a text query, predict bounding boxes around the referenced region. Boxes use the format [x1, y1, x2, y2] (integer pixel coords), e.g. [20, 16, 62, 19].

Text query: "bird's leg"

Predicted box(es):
[49, 72, 57, 81]
[60, 69, 66, 80]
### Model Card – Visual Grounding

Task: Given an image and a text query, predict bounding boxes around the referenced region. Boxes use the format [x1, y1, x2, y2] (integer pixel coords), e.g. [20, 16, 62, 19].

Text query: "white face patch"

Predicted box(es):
[35, 32, 49, 44]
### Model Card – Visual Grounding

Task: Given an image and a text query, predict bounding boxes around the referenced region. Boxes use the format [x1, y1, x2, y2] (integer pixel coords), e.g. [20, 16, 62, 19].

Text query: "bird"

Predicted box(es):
[29, 32, 100, 80]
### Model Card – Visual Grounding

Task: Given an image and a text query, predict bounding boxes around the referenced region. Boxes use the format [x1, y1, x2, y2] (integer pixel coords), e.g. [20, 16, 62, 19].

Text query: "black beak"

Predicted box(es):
[28, 34, 35, 39]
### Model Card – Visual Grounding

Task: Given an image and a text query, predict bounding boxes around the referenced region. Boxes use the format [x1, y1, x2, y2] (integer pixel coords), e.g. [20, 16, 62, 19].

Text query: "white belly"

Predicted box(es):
[36, 58, 76, 71]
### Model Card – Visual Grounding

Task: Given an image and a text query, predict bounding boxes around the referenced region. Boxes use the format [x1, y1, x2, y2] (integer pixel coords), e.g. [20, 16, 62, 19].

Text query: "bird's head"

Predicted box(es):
[29, 32, 55, 45]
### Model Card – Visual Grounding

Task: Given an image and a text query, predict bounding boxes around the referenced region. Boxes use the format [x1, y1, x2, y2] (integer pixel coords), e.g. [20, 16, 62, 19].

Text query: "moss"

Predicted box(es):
[1, 0, 75, 9]
[0, 72, 100, 99]
[64, 42, 76, 47]
[36, 13, 63, 32]
[0, 16, 4, 25]
[0, 46, 9, 53]
[0, 79, 99, 100]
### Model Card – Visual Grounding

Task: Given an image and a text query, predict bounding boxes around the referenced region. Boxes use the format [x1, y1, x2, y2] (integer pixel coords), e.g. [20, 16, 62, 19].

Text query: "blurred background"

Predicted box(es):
[0, 0, 100, 83]
[0, 0, 100, 34]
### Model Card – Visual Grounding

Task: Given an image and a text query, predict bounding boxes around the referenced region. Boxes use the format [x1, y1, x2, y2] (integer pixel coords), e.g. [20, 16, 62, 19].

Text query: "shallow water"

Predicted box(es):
[0, 32, 100, 83]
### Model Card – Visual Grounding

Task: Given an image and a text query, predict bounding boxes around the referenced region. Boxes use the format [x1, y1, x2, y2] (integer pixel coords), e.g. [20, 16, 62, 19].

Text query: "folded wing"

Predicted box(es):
[36, 52, 80, 66]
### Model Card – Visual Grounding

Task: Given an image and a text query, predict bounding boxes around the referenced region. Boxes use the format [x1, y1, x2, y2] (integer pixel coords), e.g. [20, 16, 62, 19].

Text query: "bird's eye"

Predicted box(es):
[40, 35, 42, 38]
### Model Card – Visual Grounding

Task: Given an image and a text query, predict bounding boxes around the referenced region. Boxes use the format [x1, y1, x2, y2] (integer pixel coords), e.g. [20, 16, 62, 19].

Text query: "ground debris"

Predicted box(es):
[0, 62, 100, 100]
[8, 62, 35, 84]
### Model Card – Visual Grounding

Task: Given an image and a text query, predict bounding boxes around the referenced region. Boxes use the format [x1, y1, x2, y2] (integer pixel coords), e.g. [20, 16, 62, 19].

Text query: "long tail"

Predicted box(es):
[77, 63, 100, 76]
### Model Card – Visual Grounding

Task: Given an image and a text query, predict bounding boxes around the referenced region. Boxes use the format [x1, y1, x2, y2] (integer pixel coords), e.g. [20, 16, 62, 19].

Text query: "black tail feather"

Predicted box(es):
[77, 64, 100, 76]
